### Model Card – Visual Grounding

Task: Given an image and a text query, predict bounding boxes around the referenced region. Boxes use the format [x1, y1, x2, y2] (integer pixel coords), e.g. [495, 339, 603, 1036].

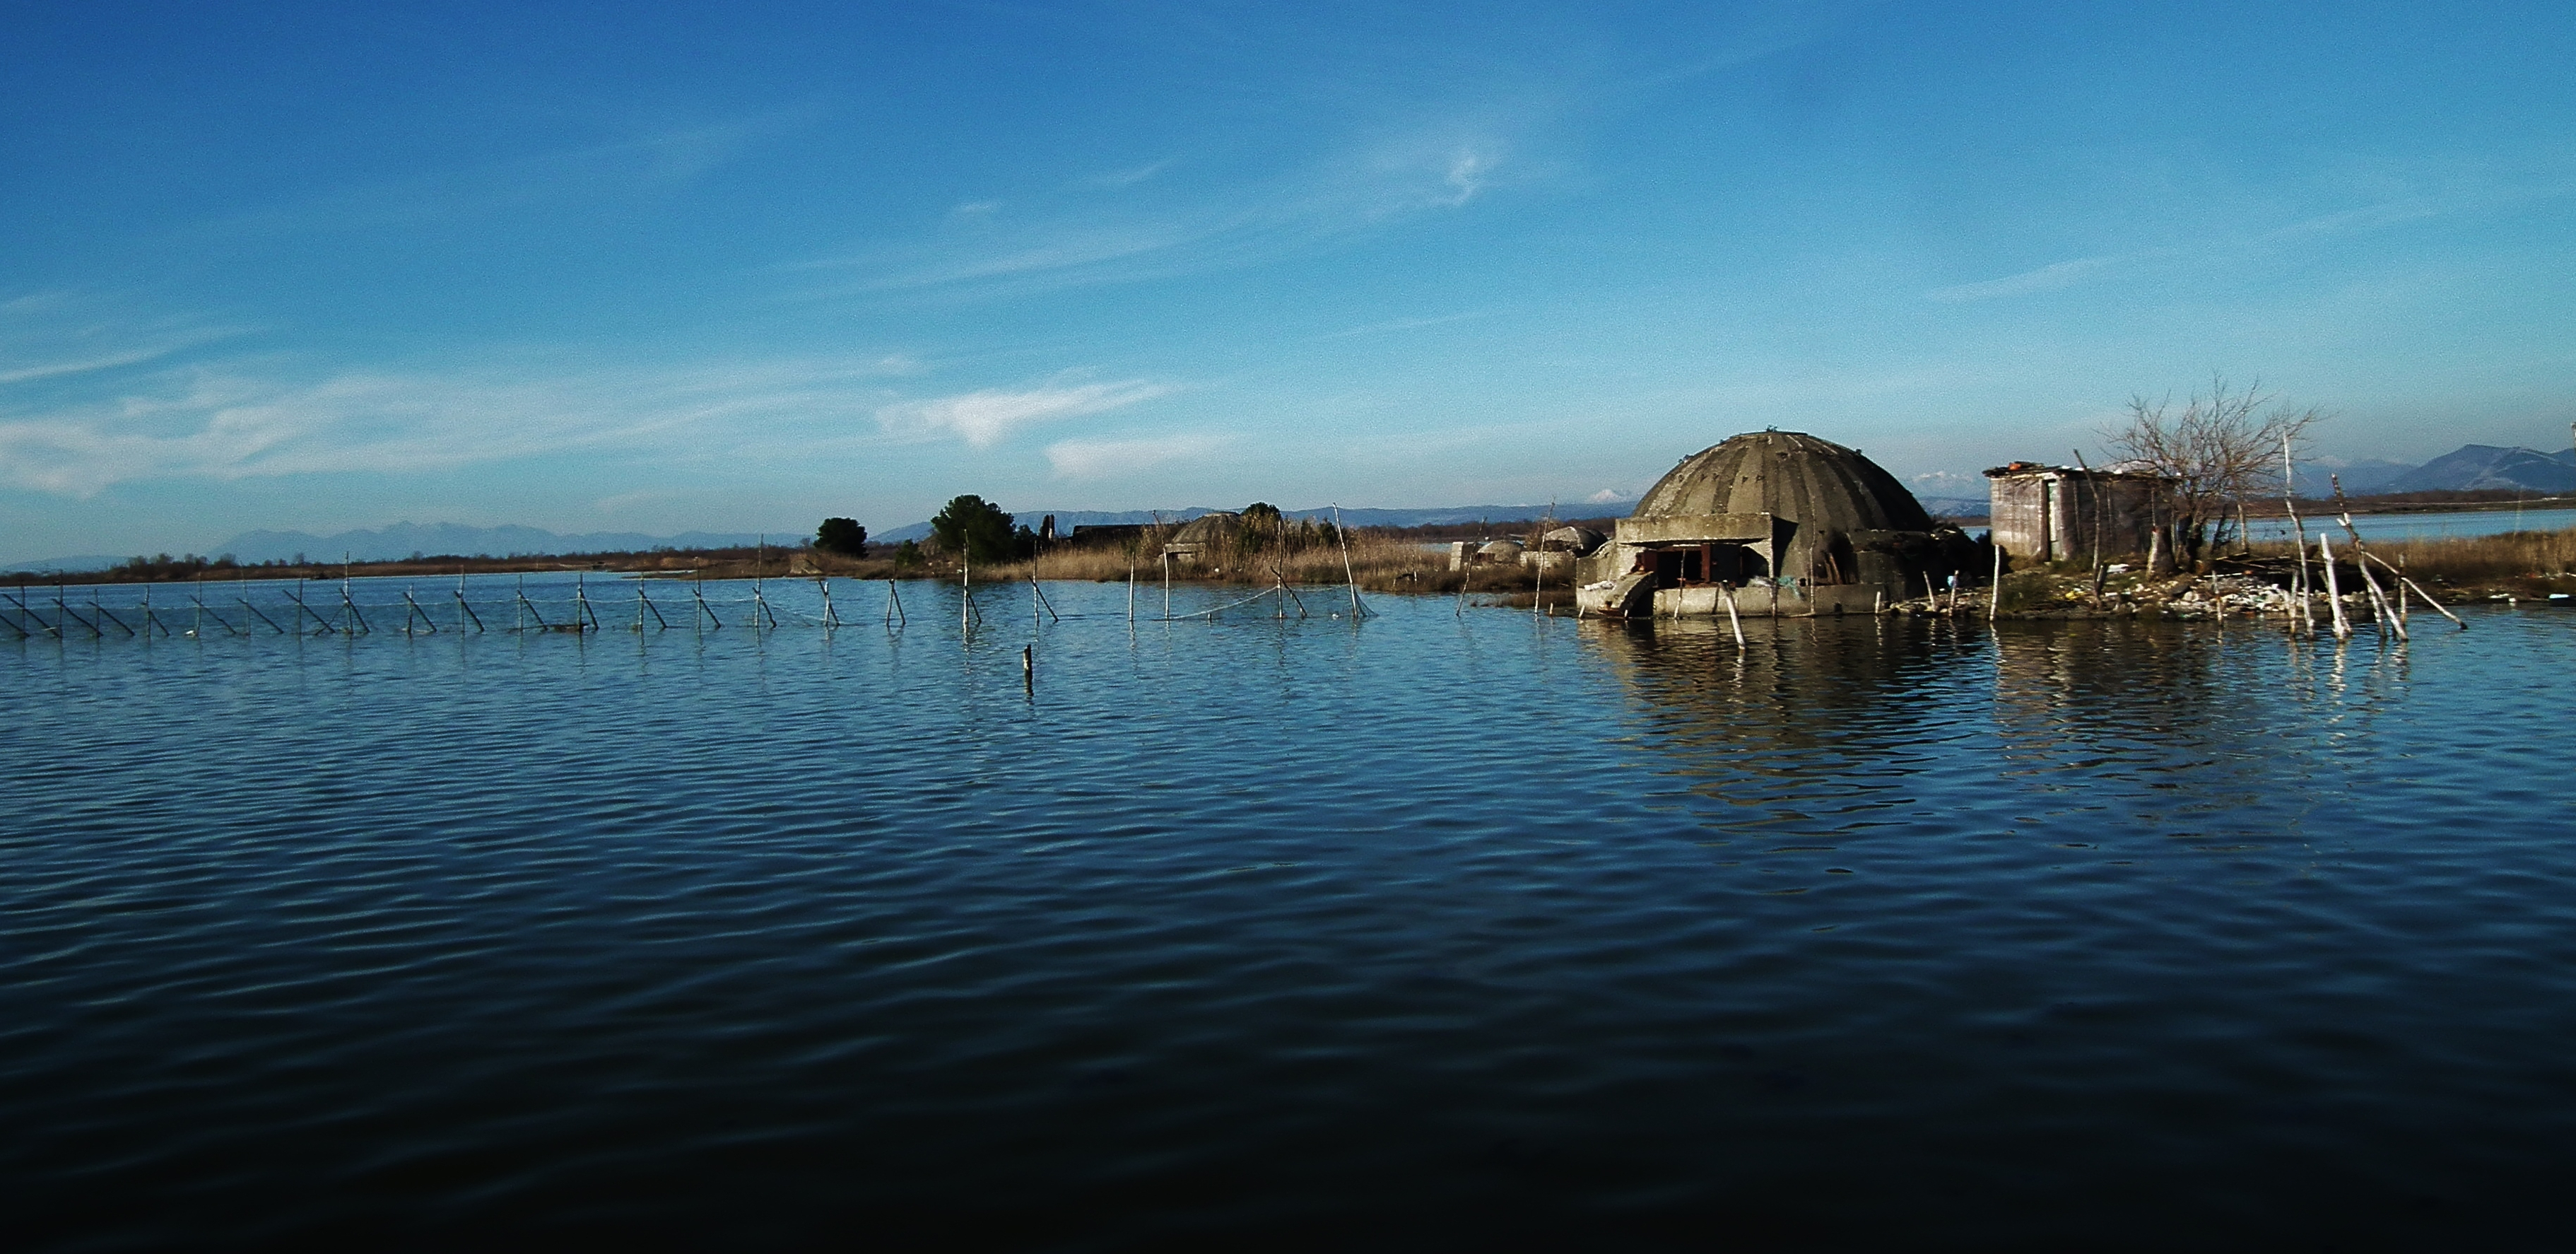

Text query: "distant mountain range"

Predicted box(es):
[2379, 445, 2576, 494]
[205, 522, 784, 565]
[0, 522, 793, 573]
[11, 442, 2574, 575]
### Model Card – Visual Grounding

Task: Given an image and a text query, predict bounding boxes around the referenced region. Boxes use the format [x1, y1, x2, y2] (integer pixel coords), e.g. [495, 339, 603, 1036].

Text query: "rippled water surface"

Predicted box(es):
[7, 577, 2575, 1249]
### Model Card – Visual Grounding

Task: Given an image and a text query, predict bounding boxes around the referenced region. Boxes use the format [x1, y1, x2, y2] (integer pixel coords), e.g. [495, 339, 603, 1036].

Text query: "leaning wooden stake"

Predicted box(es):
[1989, 543, 2003, 623]
[1331, 505, 1367, 619]
[2319, 532, 2352, 639]
[1721, 581, 1745, 647]
[91, 590, 135, 638]
[2329, 474, 2405, 641]
[2371, 559, 2464, 630]
[2281, 435, 2315, 635]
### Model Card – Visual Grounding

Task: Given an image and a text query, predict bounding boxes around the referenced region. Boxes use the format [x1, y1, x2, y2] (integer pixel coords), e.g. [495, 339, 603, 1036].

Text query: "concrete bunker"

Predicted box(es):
[1576, 430, 1968, 617]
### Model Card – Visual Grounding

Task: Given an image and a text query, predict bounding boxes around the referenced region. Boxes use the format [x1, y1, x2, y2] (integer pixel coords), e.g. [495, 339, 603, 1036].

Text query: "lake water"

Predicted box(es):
[7, 575, 2575, 1249]
[2242, 505, 2576, 544]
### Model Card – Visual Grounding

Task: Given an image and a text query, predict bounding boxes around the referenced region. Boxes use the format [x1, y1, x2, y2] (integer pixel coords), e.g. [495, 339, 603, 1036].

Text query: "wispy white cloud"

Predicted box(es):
[0, 350, 919, 496]
[1085, 160, 1174, 189]
[1045, 430, 1233, 479]
[876, 379, 1174, 448]
[2266, 199, 2440, 240]
[794, 120, 1524, 297]
[196, 110, 805, 235]
[1927, 255, 2117, 303]
[1317, 310, 1493, 340]
[0, 345, 200, 386]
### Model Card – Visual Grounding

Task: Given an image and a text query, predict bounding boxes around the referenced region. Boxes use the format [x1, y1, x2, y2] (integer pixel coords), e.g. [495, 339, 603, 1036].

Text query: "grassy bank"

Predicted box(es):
[2240, 526, 2576, 596]
[982, 529, 1543, 596]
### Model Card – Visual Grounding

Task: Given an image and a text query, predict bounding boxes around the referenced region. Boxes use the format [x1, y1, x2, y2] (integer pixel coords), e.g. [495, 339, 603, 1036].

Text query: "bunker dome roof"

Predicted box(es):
[1633, 430, 1934, 534]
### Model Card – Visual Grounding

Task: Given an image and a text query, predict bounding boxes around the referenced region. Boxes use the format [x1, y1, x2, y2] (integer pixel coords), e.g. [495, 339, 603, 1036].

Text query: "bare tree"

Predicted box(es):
[2106, 375, 2327, 568]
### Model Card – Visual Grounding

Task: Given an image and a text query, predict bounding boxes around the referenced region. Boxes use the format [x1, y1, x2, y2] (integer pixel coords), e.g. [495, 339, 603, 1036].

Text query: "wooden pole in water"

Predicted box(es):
[1332, 505, 1365, 620]
[1989, 542, 2003, 623]
[1022, 643, 1033, 690]
[1721, 581, 1745, 647]
[92, 589, 134, 637]
[2328, 475, 2406, 642]
[1162, 551, 1171, 621]
[1128, 563, 1136, 623]
[2319, 532, 2351, 639]
[2282, 435, 2314, 636]
[2371, 558, 2464, 630]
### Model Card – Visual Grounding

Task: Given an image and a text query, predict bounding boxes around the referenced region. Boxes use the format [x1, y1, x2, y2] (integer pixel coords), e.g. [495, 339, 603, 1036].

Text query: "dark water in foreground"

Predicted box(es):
[6, 578, 2575, 1250]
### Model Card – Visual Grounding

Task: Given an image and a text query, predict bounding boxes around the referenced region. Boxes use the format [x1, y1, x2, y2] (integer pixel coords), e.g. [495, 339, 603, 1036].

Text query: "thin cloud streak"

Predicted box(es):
[1927, 256, 2117, 303]
[876, 379, 1175, 448]
[0, 352, 921, 496]
[192, 110, 806, 237]
[1045, 430, 1233, 479]
[1317, 310, 1493, 339]
[792, 120, 1524, 298]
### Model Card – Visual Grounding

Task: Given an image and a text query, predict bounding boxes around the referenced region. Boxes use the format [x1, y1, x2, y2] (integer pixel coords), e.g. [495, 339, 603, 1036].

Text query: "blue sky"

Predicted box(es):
[4, 1, 2572, 561]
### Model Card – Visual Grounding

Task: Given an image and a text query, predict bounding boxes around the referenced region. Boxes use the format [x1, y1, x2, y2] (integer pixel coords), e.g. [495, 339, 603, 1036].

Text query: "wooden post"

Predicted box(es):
[1128, 563, 1136, 623]
[691, 573, 718, 631]
[2329, 474, 2405, 640]
[2283, 435, 2314, 635]
[1721, 581, 1745, 647]
[1162, 551, 1171, 621]
[1332, 505, 1365, 620]
[1989, 542, 2003, 623]
[2319, 532, 2351, 639]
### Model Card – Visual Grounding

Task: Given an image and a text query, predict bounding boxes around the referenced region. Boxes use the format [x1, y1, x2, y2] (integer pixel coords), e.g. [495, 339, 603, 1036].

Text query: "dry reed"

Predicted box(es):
[2241, 525, 2576, 590]
[987, 530, 1539, 595]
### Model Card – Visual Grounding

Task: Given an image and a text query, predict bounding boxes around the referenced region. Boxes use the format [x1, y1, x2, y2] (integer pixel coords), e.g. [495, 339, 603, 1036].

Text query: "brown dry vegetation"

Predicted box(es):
[2240, 527, 2576, 595]
[976, 528, 1543, 596]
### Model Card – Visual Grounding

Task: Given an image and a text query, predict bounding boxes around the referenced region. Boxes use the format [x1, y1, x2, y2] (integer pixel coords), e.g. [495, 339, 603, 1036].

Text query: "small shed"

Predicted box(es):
[1983, 463, 2169, 564]
[1160, 512, 1241, 568]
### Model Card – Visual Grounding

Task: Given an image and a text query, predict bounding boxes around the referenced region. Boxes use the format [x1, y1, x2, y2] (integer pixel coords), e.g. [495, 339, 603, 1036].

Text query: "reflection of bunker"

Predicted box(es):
[1577, 430, 1964, 617]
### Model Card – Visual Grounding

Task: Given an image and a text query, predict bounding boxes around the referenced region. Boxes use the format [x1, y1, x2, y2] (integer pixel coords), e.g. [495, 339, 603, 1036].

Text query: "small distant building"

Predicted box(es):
[1160, 511, 1242, 568]
[1983, 463, 2169, 564]
[1521, 525, 1606, 578]
[1449, 538, 1524, 570]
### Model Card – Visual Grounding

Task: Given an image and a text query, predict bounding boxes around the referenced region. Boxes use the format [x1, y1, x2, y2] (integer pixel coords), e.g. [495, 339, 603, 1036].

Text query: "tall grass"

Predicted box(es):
[2245, 526, 2576, 586]
[984, 531, 1538, 594]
